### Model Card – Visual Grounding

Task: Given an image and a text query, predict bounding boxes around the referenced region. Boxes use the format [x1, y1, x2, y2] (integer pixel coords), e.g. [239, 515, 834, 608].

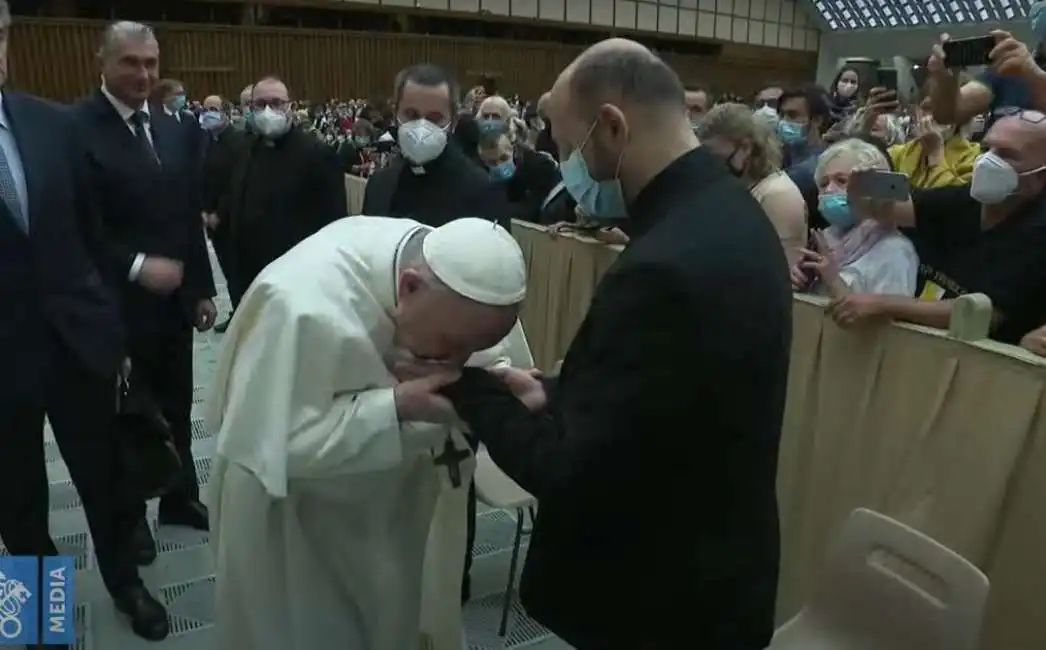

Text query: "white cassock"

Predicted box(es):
[203, 216, 533, 650]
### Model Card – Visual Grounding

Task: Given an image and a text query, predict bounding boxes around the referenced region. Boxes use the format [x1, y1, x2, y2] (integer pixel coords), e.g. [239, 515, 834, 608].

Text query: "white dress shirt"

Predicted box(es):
[100, 85, 152, 280]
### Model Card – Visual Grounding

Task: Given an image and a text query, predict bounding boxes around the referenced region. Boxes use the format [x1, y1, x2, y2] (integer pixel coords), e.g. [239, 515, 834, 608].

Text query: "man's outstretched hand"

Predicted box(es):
[488, 367, 547, 412]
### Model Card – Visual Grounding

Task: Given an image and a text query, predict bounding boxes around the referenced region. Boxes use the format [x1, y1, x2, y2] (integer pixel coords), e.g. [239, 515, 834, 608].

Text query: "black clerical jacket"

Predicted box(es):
[360, 142, 512, 229]
[224, 127, 346, 284]
[442, 148, 792, 650]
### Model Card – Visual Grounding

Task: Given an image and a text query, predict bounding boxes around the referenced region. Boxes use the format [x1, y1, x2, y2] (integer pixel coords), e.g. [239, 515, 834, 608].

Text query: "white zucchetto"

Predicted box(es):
[423, 218, 527, 306]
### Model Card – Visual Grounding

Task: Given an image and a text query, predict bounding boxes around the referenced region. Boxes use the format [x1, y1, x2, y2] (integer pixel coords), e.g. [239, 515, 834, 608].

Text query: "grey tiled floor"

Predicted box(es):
[24, 248, 574, 650]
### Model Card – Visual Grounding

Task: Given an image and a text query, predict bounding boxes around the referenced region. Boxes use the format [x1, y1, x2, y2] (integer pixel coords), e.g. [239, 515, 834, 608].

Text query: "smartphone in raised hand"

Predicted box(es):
[849, 170, 912, 202]
[942, 36, 995, 68]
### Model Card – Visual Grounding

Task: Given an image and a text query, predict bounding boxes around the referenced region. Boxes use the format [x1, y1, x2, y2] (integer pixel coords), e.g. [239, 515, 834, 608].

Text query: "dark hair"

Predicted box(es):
[778, 83, 832, 129]
[393, 64, 460, 114]
[570, 48, 685, 115]
[830, 65, 862, 94]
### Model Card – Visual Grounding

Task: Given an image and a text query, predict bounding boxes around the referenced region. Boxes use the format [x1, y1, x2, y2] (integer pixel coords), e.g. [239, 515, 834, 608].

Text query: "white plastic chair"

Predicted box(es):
[769, 508, 989, 650]
[473, 448, 537, 636]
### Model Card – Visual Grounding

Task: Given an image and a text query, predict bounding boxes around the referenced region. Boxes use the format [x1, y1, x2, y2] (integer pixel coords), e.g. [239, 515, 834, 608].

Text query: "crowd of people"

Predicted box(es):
[7, 0, 1046, 646]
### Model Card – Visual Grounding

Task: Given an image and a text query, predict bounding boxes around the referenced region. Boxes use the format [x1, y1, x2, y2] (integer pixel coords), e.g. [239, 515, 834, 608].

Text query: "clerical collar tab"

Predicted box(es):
[410, 165, 426, 175]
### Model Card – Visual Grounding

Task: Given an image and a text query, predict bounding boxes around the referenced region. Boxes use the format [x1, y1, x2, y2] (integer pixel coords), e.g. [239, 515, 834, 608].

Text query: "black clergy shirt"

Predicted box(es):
[442, 147, 792, 650]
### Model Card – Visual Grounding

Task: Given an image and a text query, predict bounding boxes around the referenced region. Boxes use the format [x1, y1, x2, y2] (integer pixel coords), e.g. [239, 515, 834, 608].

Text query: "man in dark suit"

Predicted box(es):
[198, 93, 244, 332]
[70, 22, 217, 641]
[438, 40, 791, 650]
[0, 8, 167, 647]
[361, 63, 512, 230]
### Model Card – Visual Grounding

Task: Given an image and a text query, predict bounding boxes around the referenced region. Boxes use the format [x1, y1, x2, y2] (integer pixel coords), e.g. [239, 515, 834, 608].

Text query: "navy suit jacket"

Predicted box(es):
[0, 90, 123, 395]
[70, 90, 215, 341]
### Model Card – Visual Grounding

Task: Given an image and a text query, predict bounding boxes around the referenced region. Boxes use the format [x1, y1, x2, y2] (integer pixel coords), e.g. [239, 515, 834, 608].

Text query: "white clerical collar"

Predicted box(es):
[409, 165, 426, 175]
[100, 83, 148, 122]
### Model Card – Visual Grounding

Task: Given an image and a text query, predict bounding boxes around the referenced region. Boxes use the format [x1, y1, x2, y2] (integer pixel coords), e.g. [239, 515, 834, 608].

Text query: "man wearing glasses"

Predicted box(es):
[222, 75, 346, 301]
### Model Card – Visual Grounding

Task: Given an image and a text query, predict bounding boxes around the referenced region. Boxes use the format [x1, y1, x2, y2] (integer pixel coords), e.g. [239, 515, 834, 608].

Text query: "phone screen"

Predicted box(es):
[942, 36, 995, 68]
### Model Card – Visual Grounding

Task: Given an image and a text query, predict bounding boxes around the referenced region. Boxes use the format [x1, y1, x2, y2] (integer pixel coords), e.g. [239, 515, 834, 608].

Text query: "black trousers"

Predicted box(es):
[210, 227, 244, 310]
[0, 340, 139, 594]
[127, 323, 199, 518]
[463, 479, 477, 601]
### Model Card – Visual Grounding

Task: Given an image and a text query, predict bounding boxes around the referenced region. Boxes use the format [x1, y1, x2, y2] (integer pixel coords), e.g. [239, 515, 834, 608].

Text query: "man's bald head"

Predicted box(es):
[565, 38, 685, 120]
[547, 37, 697, 209]
[981, 111, 1046, 207]
[239, 84, 253, 106]
[202, 95, 222, 110]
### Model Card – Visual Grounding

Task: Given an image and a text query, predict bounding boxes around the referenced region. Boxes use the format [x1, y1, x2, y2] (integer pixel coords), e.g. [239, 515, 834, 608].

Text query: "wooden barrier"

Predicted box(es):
[511, 220, 1046, 650]
[9, 17, 814, 101]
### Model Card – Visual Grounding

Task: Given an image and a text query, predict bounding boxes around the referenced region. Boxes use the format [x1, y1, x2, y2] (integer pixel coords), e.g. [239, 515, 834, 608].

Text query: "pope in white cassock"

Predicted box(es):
[202, 216, 534, 650]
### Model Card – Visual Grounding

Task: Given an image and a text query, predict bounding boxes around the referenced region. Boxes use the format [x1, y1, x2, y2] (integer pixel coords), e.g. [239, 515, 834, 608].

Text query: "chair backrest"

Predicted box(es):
[801, 508, 989, 650]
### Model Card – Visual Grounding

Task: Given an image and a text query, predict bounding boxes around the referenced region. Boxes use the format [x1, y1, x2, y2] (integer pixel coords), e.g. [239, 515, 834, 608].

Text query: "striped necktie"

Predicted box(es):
[0, 138, 26, 232]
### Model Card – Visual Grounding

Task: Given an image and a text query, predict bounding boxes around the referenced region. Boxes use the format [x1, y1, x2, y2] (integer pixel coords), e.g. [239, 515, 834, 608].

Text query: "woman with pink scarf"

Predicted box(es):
[790, 138, 919, 300]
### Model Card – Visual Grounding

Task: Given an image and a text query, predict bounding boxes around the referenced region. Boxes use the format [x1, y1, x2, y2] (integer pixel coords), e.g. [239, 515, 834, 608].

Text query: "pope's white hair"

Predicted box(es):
[399, 229, 446, 290]
[814, 137, 889, 186]
[97, 21, 157, 62]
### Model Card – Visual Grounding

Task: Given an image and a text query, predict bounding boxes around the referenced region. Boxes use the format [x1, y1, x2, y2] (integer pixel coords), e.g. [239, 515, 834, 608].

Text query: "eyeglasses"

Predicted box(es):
[993, 106, 1046, 124]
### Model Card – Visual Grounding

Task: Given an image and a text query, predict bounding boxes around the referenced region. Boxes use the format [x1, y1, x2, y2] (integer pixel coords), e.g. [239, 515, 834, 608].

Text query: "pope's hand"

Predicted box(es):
[394, 372, 461, 424]
[489, 367, 547, 411]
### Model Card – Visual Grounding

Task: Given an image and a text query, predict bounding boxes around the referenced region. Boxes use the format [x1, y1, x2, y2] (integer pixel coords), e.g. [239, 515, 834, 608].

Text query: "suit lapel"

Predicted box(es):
[3, 91, 45, 233]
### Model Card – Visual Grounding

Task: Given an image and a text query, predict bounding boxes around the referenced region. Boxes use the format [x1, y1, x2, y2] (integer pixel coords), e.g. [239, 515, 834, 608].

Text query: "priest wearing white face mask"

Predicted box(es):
[205, 216, 533, 650]
[224, 75, 346, 298]
[362, 63, 512, 229]
[828, 110, 1046, 345]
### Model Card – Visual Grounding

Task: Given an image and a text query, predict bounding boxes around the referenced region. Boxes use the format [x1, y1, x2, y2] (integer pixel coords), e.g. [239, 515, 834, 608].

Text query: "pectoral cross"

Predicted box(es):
[433, 437, 471, 488]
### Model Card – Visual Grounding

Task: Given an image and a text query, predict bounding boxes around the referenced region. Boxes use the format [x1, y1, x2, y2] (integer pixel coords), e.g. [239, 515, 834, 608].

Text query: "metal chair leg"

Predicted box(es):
[499, 508, 526, 637]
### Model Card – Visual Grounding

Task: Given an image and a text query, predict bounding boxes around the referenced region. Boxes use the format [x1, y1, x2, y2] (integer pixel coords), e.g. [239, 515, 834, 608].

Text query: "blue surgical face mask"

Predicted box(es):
[479, 118, 504, 134]
[354, 135, 371, 146]
[818, 193, 857, 230]
[170, 95, 187, 111]
[490, 160, 515, 181]
[200, 111, 224, 131]
[777, 120, 804, 143]
[560, 121, 628, 220]
[1032, 1, 1046, 41]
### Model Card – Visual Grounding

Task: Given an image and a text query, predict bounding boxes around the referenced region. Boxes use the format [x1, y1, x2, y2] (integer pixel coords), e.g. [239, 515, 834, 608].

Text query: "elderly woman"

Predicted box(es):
[793, 138, 918, 298]
[697, 103, 808, 265]
[476, 122, 559, 222]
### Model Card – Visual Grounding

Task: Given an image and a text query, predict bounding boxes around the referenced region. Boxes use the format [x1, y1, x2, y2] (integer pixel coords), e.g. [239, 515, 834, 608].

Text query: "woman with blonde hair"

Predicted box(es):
[696, 103, 808, 265]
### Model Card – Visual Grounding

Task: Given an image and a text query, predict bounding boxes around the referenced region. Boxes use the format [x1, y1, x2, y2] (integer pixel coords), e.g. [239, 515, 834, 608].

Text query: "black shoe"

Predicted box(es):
[214, 317, 231, 333]
[131, 520, 156, 566]
[112, 583, 169, 641]
[158, 499, 209, 531]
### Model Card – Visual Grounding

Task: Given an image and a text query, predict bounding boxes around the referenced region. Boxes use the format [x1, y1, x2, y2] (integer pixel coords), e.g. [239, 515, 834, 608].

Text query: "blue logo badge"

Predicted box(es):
[0, 555, 75, 646]
[41, 557, 74, 645]
[0, 556, 39, 645]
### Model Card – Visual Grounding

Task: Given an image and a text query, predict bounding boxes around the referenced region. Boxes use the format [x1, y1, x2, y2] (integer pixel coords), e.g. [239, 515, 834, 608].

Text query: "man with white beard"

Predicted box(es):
[204, 216, 532, 650]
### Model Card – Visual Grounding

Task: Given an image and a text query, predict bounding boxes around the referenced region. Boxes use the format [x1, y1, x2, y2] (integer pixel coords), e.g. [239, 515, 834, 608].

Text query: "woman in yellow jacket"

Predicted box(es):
[888, 112, 980, 188]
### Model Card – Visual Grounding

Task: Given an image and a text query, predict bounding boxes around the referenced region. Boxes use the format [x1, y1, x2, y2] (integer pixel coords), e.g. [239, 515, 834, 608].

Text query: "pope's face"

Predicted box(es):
[393, 269, 517, 367]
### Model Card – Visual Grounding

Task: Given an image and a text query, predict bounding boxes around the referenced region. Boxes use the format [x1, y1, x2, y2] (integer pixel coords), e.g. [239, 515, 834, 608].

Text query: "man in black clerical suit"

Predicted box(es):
[198, 93, 245, 332]
[70, 21, 217, 641]
[223, 75, 346, 295]
[436, 40, 791, 650]
[361, 63, 513, 604]
[361, 63, 512, 230]
[0, 8, 163, 648]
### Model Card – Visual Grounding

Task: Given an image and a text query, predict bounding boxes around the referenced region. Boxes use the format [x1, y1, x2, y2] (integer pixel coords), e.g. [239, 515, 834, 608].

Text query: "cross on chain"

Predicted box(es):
[432, 437, 471, 488]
